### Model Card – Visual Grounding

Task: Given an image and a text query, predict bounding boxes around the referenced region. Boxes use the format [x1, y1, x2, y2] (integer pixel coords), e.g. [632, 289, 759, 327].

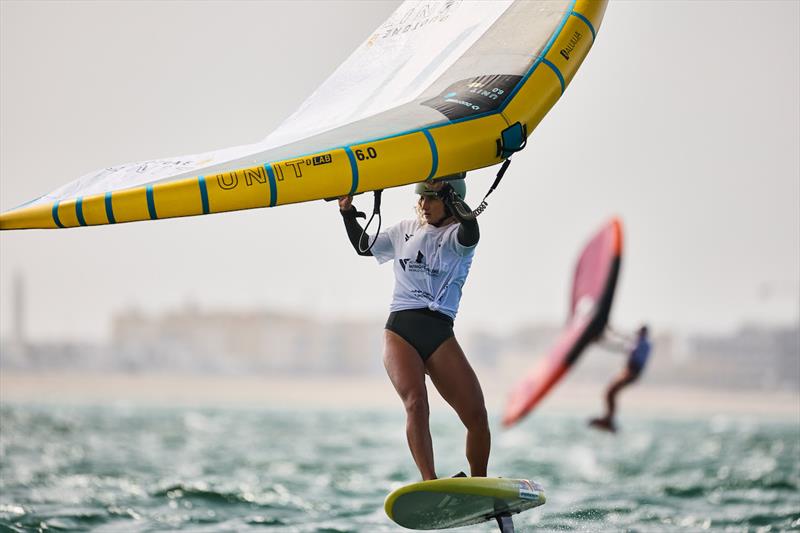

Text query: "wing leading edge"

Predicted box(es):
[0, 0, 608, 230]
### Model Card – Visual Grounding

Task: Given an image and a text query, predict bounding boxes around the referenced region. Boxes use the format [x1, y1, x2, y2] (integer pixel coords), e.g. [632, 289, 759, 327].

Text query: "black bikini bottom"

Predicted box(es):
[385, 308, 454, 361]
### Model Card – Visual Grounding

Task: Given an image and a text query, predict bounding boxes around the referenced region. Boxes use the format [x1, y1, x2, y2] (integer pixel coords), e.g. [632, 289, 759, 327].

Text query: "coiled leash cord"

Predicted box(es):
[445, 157, 513, 222]
[358, 189, 383, 254]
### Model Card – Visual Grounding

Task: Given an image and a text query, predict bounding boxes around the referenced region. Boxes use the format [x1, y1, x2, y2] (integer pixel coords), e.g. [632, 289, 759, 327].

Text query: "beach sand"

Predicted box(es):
[1, 371, 797, 421]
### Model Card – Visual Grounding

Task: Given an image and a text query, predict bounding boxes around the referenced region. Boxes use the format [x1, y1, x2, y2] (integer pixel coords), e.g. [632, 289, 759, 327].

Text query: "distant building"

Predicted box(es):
[2, 292, 797, 393]
[688, 323, 800, 391]
[111, 305, 384, 375]
[0, 337, 110, 372]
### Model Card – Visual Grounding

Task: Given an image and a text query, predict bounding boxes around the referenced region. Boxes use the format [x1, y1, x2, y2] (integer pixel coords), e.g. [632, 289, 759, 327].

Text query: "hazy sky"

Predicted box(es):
[1, 1, 798, 343]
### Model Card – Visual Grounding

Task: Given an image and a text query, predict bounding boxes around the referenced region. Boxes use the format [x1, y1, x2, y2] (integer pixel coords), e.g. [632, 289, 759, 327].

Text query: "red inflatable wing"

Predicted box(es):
[503, 218, 623, 427]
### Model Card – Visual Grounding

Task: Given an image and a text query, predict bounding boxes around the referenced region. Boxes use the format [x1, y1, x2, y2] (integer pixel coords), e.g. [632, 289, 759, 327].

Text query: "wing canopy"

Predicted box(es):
[1, 0, 608, 230]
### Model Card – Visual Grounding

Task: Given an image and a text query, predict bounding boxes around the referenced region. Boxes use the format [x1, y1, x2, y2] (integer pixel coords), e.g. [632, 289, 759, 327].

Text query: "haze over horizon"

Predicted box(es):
[1, 1, 798, 343]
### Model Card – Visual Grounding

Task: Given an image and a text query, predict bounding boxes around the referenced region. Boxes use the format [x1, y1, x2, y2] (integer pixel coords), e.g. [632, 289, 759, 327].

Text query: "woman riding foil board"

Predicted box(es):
[337, 176, 490, 480]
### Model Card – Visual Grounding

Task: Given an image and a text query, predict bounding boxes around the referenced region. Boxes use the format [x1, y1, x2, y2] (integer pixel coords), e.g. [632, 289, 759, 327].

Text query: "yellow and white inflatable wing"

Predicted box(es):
[0, 0, 607, 230]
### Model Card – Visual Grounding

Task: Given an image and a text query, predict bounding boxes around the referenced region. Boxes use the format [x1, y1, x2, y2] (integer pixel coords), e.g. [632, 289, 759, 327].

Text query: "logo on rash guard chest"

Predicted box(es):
[399, 251, 425, 271]
[399, 251, 439, 275]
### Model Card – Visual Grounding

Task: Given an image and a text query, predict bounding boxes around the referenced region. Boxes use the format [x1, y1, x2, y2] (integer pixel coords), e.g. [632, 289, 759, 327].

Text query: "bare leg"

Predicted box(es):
[603, 370, 635, 424]
[383, 330, 436, 480]
[426, 337, 490, 477]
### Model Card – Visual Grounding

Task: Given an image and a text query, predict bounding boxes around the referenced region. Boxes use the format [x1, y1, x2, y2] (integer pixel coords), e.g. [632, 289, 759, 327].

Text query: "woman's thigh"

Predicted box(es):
[609, 370, 637, 394]
[383, 330, 428, 404]
[425, 337, 487, 423]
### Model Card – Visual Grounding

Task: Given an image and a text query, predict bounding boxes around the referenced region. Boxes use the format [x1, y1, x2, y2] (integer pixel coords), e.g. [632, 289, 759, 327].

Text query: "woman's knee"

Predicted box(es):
[606, 386, 620, 402]
[462, 404, 489, 432]
[403, 393, 429, 418]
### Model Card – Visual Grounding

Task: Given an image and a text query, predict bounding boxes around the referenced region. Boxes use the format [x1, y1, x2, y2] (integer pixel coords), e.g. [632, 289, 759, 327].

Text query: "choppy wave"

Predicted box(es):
[1, 405, 798, 532]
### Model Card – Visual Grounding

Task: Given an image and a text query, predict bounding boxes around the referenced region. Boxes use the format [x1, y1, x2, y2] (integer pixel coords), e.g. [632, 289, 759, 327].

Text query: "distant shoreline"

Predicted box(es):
[1, 371, 798, 422]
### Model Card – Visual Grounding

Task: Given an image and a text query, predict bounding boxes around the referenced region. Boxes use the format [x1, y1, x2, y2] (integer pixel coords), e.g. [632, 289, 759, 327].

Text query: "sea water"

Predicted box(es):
[1, 404, 798, 532]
